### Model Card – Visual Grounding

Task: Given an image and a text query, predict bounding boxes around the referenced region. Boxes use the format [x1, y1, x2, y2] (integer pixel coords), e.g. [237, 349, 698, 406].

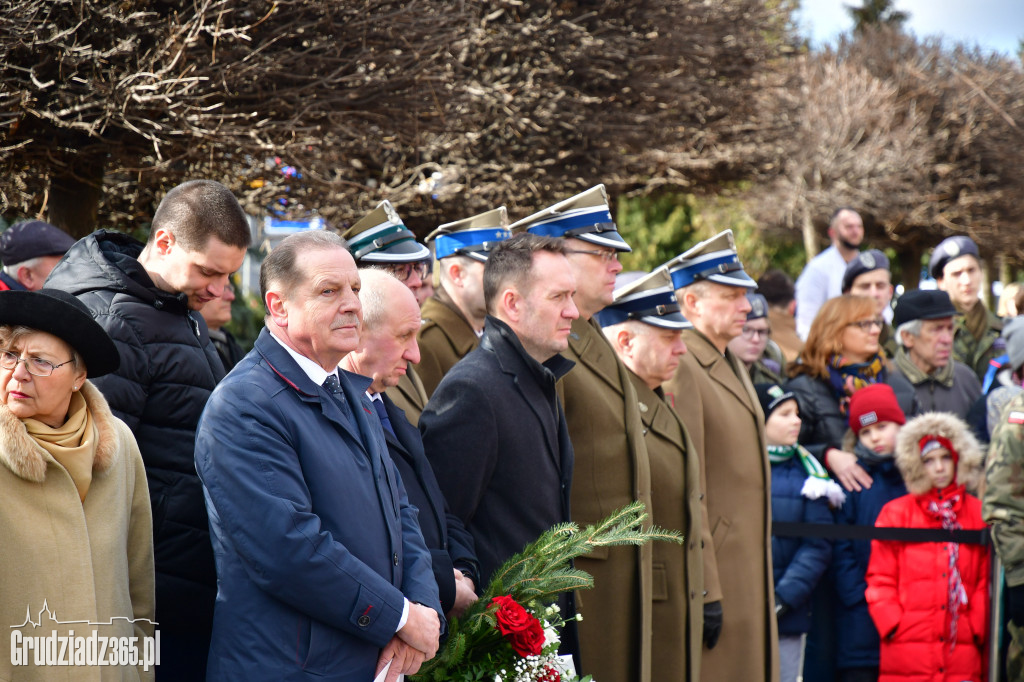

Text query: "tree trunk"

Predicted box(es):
[896, 243, 921, 291]
[980, 258, 991, 310]
[46, 154, 105, 239]
[801, 204, 818, 260]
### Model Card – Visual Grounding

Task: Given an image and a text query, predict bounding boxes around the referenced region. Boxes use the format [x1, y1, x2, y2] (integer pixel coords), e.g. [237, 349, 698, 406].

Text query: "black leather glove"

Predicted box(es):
[703, 600, 723, 650]
[1008, 584, 1024, 627]
[774, 594, 789, 618]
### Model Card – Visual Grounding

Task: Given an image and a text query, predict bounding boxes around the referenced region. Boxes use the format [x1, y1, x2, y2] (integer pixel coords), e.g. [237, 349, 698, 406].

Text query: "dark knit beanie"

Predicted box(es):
[754, 383, 797, 420]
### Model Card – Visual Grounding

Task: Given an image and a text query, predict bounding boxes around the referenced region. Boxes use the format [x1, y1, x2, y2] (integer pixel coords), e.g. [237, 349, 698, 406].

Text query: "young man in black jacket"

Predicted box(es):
[46, 179, 251, 681]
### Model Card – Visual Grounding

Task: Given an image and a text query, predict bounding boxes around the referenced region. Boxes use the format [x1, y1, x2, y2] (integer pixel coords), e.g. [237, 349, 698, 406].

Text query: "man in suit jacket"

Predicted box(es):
[420, 233, 580, 663]
[342, 269, 480, 618]
[195, 231, 441, 682]
[662, 230, 780, 682]
[597, 268, 704, 682]
[511, 185, 654, 682]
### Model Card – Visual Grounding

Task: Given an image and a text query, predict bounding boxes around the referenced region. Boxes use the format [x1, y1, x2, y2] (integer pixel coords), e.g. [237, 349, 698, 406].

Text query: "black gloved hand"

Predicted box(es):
[703, 600, 723, 650]
[1008, 584, 1024, 627]
[774, 594, 790, 618]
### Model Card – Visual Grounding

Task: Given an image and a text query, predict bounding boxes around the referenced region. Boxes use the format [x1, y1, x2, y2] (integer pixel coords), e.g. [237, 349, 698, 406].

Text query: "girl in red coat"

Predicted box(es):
[866, 411, 990, 682]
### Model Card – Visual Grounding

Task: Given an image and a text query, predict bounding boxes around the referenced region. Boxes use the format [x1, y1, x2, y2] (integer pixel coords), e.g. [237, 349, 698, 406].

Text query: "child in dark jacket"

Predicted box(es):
[833, 384, 908, 682]
[757, 383, 845, 682]
[866, 412, 990, 682]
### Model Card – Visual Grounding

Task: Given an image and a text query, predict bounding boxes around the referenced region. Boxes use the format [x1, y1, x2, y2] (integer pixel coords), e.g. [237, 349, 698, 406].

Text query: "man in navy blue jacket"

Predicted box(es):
[196, 230, 442, 682]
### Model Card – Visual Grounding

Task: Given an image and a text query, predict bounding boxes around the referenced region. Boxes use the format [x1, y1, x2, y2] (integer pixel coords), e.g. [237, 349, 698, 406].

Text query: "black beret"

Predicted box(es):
[841, 249, 890, 293]
[892, 289, 958, 329]
[929, 236, 979, 280]
[746, 292, 769, 320]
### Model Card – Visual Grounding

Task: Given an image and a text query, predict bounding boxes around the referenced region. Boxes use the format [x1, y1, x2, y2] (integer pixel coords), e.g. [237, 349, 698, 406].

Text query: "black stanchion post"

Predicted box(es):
[991, 552, 1003, 682]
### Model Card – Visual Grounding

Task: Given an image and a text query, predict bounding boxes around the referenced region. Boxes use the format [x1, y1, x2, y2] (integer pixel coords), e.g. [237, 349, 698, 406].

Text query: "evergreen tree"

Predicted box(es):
[845, 0, 909, 34]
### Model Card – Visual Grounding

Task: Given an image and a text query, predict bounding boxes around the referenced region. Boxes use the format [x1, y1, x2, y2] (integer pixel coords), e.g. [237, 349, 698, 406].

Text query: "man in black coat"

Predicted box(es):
[341, 269, 480, 618]
[420, 233, 577, 582]
[45, 180, 251, 681]
[419, 233, 581, 666]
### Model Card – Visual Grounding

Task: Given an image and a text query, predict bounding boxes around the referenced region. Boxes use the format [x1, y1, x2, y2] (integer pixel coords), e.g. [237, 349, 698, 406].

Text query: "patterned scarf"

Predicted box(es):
[924, 485, 967, 652]
[894, 347, 955, 388]
[826, 353, 887, 415]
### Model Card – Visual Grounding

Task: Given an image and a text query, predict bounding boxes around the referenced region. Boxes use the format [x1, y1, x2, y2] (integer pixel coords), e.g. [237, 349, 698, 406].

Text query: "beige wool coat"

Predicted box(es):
[663, 329, 780, 682]
[416, 290, 480, 398]
[558, 317, 654, 682]
[628, 372, 704, 682]
[0, 382, 155, 682]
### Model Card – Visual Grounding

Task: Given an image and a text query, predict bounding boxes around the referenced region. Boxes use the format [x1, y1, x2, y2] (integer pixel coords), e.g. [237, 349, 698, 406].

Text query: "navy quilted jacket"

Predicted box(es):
[771, 455, 835, 635]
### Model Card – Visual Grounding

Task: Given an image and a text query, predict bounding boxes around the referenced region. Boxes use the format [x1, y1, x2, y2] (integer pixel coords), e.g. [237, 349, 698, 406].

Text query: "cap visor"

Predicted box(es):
[640, 314, 692, 330]
[708, 271, 757, 289]
[577, 231, 632, 253]
[356, 240, 431, 263]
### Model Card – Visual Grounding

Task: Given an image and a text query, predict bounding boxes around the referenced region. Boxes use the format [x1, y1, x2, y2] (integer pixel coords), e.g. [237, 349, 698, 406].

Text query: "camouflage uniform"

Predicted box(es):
[983, 391, 1024, 677]
[954, 307, 1005, 383]
[749, 340, 786, 386]
[879, 322, 899, 359]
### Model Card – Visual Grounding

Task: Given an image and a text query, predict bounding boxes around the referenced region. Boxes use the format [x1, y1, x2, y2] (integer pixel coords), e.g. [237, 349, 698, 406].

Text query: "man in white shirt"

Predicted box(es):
[795, 207, 864, 339]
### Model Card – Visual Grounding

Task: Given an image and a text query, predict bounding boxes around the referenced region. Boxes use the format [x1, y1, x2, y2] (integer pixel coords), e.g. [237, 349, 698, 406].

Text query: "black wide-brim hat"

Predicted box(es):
[0, 289, 119, 377]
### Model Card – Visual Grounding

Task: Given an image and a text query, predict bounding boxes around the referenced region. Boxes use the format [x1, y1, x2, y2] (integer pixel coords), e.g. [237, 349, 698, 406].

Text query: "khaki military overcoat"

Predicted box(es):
[663, 328, 780, 682]
[385, 366, 429, 427]
[558, 317, 653, 682]
[416, 290, 480, 398]
[628, 372, 703, 682]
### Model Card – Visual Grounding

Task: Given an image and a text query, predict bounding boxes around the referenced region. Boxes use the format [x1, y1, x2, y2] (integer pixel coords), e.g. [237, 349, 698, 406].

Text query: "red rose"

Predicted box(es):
[490, 595, 545, 657]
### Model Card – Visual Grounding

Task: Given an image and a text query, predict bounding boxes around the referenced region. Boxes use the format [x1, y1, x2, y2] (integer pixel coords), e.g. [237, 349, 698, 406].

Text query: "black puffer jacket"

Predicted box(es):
[784, 371, 917, 460]
[46, 230, 224, 634]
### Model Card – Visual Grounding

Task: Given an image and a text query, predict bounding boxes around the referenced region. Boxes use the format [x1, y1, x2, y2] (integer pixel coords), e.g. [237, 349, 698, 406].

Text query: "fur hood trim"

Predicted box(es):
[0, 381, 120, 482]
[894, 411, 984, 495]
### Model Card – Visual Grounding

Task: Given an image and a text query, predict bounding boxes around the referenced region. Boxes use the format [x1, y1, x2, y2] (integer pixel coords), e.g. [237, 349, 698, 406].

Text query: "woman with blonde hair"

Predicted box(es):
[786, 295, 916, 492]
[0, 289, 154, 681]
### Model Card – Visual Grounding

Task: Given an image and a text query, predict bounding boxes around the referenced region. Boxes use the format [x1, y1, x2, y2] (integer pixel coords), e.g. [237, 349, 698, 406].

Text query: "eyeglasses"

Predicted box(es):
[565, 248, 619, 263]
[740, 326, 771, 340]
[0, 350, 75, 377]
[384, 261, 431, 283]
[848, 318, 885, 332]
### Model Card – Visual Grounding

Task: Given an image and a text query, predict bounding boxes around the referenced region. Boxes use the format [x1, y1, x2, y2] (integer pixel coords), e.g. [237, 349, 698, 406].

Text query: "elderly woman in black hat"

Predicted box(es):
[0, 289, 154, 680]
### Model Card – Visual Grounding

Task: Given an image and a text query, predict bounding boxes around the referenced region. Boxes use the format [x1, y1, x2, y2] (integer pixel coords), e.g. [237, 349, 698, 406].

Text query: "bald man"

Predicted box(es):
[341, 270, 480, 618]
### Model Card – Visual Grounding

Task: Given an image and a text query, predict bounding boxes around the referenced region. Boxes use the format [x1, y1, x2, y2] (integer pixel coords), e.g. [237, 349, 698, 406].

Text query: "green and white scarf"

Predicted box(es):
[768, 444, 847, 507]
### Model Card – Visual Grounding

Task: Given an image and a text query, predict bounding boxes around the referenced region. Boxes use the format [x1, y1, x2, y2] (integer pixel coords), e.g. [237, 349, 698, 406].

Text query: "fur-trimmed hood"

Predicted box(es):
[894, 411, 984, 495]
[0, 381, 120, 481]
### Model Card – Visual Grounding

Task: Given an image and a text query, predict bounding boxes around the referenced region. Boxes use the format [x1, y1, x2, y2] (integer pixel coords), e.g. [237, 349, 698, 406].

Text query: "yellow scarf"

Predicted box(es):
[23, 391, 97, 502]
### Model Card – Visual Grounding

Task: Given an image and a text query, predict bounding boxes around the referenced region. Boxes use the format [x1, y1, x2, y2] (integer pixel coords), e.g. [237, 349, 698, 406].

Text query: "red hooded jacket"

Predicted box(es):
[866, 485, 989, 682]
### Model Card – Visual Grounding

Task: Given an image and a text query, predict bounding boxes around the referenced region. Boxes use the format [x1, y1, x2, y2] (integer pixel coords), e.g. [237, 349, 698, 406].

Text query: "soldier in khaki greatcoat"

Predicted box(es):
[417, 208, 511, 398]
[662, 231, 780, 682]
[512, 185, 654, 682]
[597, 268, 703, 682]
[343, 200, 433, 424]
